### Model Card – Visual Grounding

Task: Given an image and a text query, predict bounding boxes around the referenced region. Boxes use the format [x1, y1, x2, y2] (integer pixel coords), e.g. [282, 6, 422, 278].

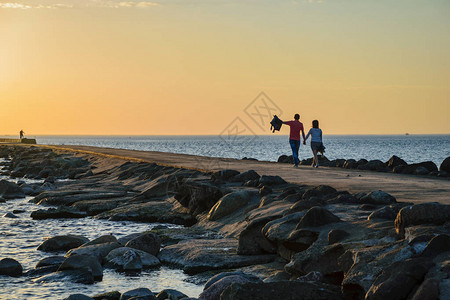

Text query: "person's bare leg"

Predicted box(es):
[313, 150, 319, 168]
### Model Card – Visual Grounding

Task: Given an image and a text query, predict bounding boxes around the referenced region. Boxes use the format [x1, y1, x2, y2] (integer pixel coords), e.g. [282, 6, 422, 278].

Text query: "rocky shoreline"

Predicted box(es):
[0, 145, 449, 300]
[277, 154, 450, 178]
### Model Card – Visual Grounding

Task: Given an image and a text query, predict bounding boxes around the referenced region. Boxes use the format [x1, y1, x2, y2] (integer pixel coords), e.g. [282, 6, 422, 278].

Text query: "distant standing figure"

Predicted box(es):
[19, 130, 24, 139]
[305, 120, 323, 168]
[282, 114, 306, 167]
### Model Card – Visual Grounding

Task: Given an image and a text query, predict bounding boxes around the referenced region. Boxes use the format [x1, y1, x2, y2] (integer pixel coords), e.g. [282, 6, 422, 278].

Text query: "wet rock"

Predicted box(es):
[31, 207, 87, 220]
[105, 247, 160, 270]
[35, 268, 95, 284]
[220, 281, 342, 300]
[37, 235, 89, 252]
[125, 232, 161, 256]
[0, 180, 25, 199]
[440, 156, 450, 172]
[2, 212, 18, 218]
[237, 216, 279, 255]
[117, 233, 144, 246]
[386, 155, 407, 169]
[156, 289, 187, 300]
[258, 175, 287, 186]
[203, 271, 261, 290]
[296, 207, 341, 229]
[64, 294, 94, 300]
[36, 256, 66, 268]
[302, 185, 337, 200]
[81, 235, 117, 247]
[120, 288, 156, 300]
[358, 160, 390, 172]
[92, 291, 121, 300]
[361, 190, 396, 205]
[158, 239, 275, 275]
[208, 191, 252, 221]
[58, 255, 103, 281]
[66, 242, 121, 263]
[365, 257, 434, 300]
[229, 170, 260, 182]
[199, 275, 250, 300]
[0, 258, 23, 277]
[211, 170, 240, 182]
[395, 202, 450, 238]
[328, 229, 349, 244]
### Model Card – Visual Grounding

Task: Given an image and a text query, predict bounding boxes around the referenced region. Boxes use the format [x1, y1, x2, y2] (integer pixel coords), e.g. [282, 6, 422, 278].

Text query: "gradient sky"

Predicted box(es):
[1, 0, 449, 135]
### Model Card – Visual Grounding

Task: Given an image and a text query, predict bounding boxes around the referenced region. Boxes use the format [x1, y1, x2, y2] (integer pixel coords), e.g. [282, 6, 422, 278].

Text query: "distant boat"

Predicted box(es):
[405, 133, 410, 136]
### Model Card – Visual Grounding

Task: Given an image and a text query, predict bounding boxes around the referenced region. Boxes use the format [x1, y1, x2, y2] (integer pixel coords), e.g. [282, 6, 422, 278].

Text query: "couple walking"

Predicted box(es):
[283, 114, 323, 168]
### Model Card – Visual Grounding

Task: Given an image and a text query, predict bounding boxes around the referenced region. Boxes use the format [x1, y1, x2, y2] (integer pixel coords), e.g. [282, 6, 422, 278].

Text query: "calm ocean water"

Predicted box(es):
[25, 135, 450, 166]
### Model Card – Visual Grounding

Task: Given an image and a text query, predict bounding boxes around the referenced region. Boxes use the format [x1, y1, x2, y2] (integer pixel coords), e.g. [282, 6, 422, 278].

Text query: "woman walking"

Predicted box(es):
[305, 120, 323, 168]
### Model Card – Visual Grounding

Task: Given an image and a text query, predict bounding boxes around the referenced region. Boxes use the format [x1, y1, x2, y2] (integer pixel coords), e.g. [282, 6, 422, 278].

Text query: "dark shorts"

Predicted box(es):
[311, 141, 321, 151]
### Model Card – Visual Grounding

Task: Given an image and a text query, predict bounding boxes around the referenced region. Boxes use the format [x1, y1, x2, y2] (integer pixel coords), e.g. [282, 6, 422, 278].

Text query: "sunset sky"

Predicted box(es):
[1, 0, 449, 135]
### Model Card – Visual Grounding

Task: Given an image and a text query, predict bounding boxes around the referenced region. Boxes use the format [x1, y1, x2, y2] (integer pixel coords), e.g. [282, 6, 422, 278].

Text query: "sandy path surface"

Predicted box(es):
[39, 144, 450, 205]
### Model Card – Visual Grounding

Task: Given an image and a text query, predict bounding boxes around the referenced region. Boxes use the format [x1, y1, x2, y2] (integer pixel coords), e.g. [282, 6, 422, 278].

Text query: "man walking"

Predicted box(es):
[282, 114, 306, 167]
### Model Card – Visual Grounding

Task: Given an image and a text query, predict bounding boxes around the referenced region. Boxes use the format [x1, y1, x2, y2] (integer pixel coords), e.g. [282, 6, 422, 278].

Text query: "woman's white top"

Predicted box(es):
[306, 128, 322, 142]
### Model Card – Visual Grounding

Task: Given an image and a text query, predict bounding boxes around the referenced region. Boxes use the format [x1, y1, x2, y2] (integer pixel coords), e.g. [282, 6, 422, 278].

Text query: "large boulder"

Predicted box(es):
[278, 155, 294, 164]
[36, 256, 66, 269]
[81, 235, 117, 247]
[361, 190, 396, 205]
[358, 160, 390, 172]
[58, 255, 103, 281]
[395, 203, 450, 238]
[296, 207, 341, 229]
[258, 175, 287, 186]
[156, 289, 187, 300]
[199, 275, 251, 300]
[0, 180, 25, 199]
[302, 185, 337, 200]
[0, 258, 23, 276]
[37, 235, 89, 252]
[440, 157, 450, 172]
[64, 294, 94, 300]
[174, 178, 225, 214]
[125, 233, 161, 256]
[343, 159, 357, 169]
[229, 170, 260, 182]
[220, 281, 343, 300]
[208, 191, 252, 221]
[386, 155, 407, 169]
[365, 257, 434, 300]
[31, 207, 87, 220]
[211, 169, 240, 181]
[120, 288, 156, 300]
[237, 216, 278, 255]
[104, 247, 160, 270]
[66, 242, 121, 263]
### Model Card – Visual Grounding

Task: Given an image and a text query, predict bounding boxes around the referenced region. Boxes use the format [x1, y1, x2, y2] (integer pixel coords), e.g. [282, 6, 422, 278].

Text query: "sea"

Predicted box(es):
[28, 134, 450, 166]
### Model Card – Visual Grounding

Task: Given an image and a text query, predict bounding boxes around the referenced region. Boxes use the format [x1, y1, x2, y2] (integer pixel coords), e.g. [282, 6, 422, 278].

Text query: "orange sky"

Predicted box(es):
[1, 0, 449, 135]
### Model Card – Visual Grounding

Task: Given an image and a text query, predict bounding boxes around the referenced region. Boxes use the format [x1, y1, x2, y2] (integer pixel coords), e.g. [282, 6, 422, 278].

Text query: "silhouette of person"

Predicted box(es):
[19, 130, 24, 139]
[282, 114, 306, 167]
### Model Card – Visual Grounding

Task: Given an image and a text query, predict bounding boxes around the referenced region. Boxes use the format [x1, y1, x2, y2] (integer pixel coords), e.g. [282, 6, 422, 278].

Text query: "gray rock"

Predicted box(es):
[229, 170, 260, 182]
[421, 234, 450, 258]
[158, 239, 275, 274]
[220, 281, 342, 300]
[203, 271, 261, 290]
[118, 233, 145, 246]
[199, 275, 250, 300]
[0, 258, 23, 276]
[258, 175, 287, 186]
[35, 268, 95, 284]
[92, 291, 121, 300]
[343, 159, 357, 169]
[120, 288, 156, 300]
[0, 180, 25, 199]
[208, 191, 251, 221]
[36, 256, 66, 268]
[361, 190, 396, 205]
[440, 156, 450, 172]
[105, 247, 160, 269]
[414, 166, 430, 175]
[211, 170, 240, 181]
[302, 185, 337, 200]
[328, 229, 349, 244]
[125, 233, 161, 256]
[365, 257, 434, 300]
[64, 294, 94, 300]
[296, 271, 323, 283]
[395, 202, 450, 238]
[296, 207, 341, 229]
[2, 212, 18, 218]
[37, 235, 89, 252]
[386, 155, 407, 169]
[58, 255, 103, 281]
[238, 215, 278, 255]
[81, 235, 117, 247]
[31, 207, 87, 220]
[66, 242, 121, 263]
[155, 289, 187, 300]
